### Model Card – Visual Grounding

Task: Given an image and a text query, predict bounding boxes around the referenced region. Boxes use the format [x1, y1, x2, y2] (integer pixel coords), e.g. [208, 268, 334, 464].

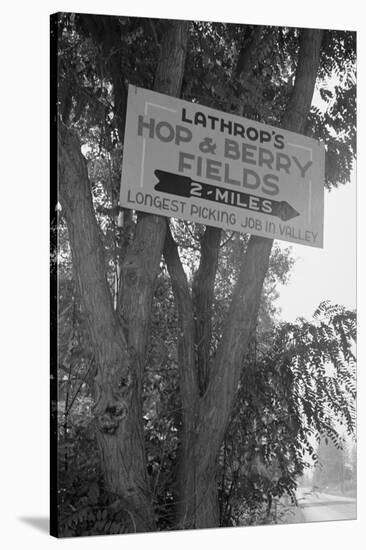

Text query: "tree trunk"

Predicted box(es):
[58, 123, 155, 531]
[193, 227, 222, 395]
[172, 28, 323, 530]
[58, 20, 189, 532]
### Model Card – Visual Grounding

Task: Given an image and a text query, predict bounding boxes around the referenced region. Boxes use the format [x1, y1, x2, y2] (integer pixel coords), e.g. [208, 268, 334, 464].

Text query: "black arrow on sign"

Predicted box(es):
[154, 170, 299, 222]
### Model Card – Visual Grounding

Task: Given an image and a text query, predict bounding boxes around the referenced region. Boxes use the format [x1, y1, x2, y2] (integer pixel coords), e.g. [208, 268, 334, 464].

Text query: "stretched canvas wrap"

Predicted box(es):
[51, 12, 357, 538]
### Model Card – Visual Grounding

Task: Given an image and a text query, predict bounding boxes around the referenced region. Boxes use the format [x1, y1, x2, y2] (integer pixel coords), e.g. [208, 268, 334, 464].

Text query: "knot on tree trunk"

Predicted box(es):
[96, 403, 128, 434]
[93, 364, 133, 434]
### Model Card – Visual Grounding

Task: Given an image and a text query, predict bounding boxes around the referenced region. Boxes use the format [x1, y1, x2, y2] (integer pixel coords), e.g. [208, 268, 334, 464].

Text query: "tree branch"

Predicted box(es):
[220, 231, 235, 248]
[197, 27, 324, 465]
[163, 223, 199, 418]
[282, 29, 324, 133]
[192, 226, 222, 394]
[200, 235, 273, 433]
[235, 26, 264, 80]
[58, 122, 125, 354]
[58, 17, 190, 532]
[118, 20, 189, 370]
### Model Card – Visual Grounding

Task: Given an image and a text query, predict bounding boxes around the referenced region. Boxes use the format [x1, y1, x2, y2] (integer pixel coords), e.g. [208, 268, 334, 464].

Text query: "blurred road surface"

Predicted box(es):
[285, 487, 356, 524]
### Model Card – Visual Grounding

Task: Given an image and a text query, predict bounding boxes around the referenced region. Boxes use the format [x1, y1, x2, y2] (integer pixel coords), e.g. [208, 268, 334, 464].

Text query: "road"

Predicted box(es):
[284, 488, 356, 524]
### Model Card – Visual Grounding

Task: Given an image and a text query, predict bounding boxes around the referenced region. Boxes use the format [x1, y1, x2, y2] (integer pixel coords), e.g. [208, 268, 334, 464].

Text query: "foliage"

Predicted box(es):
[54, 237, 298, 533]
[55, 15, 356, 188]
[218, 301, 356, 525]
[54, 13, 356, 533]
[55, 278, 356, 532]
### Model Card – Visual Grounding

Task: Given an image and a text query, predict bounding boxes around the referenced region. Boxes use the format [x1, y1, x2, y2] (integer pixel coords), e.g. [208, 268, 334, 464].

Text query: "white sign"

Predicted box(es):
[120, 85, 325, 248]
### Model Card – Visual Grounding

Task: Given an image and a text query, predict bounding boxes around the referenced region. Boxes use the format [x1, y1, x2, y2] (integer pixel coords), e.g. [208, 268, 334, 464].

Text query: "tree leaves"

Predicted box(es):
[218, 300, 356, 525]
[55, 14, 356, 531]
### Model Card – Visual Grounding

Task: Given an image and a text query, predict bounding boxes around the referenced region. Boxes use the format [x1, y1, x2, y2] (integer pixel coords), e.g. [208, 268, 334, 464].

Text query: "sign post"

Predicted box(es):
[120, 85, 325, 248]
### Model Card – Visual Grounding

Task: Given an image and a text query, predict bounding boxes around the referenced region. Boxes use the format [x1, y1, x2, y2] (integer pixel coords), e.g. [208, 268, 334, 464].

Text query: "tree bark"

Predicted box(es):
[58, 124, 154, 531]
[164, 224, 223, 526]
[118, 20, 189, 367]
[174, 28, 323, 530]
[58, 19, 189, 532]
[193, 227, 222, 395]
[163, 223, 199, 523]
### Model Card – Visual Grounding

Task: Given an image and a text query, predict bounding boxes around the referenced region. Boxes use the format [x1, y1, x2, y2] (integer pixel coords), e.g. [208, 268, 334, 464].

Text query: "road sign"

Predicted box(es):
[120, 85, 325, 247]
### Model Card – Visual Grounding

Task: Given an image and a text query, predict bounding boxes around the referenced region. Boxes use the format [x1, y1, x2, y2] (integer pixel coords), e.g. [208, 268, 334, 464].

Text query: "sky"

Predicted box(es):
[277, 172, 356, 322]
[276, 76, 356, 323]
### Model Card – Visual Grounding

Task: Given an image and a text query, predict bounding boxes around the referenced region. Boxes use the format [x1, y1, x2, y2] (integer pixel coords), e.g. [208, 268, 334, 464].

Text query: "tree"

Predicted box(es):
[53, 14, 356, 533]
[218, 301, 356, 525]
